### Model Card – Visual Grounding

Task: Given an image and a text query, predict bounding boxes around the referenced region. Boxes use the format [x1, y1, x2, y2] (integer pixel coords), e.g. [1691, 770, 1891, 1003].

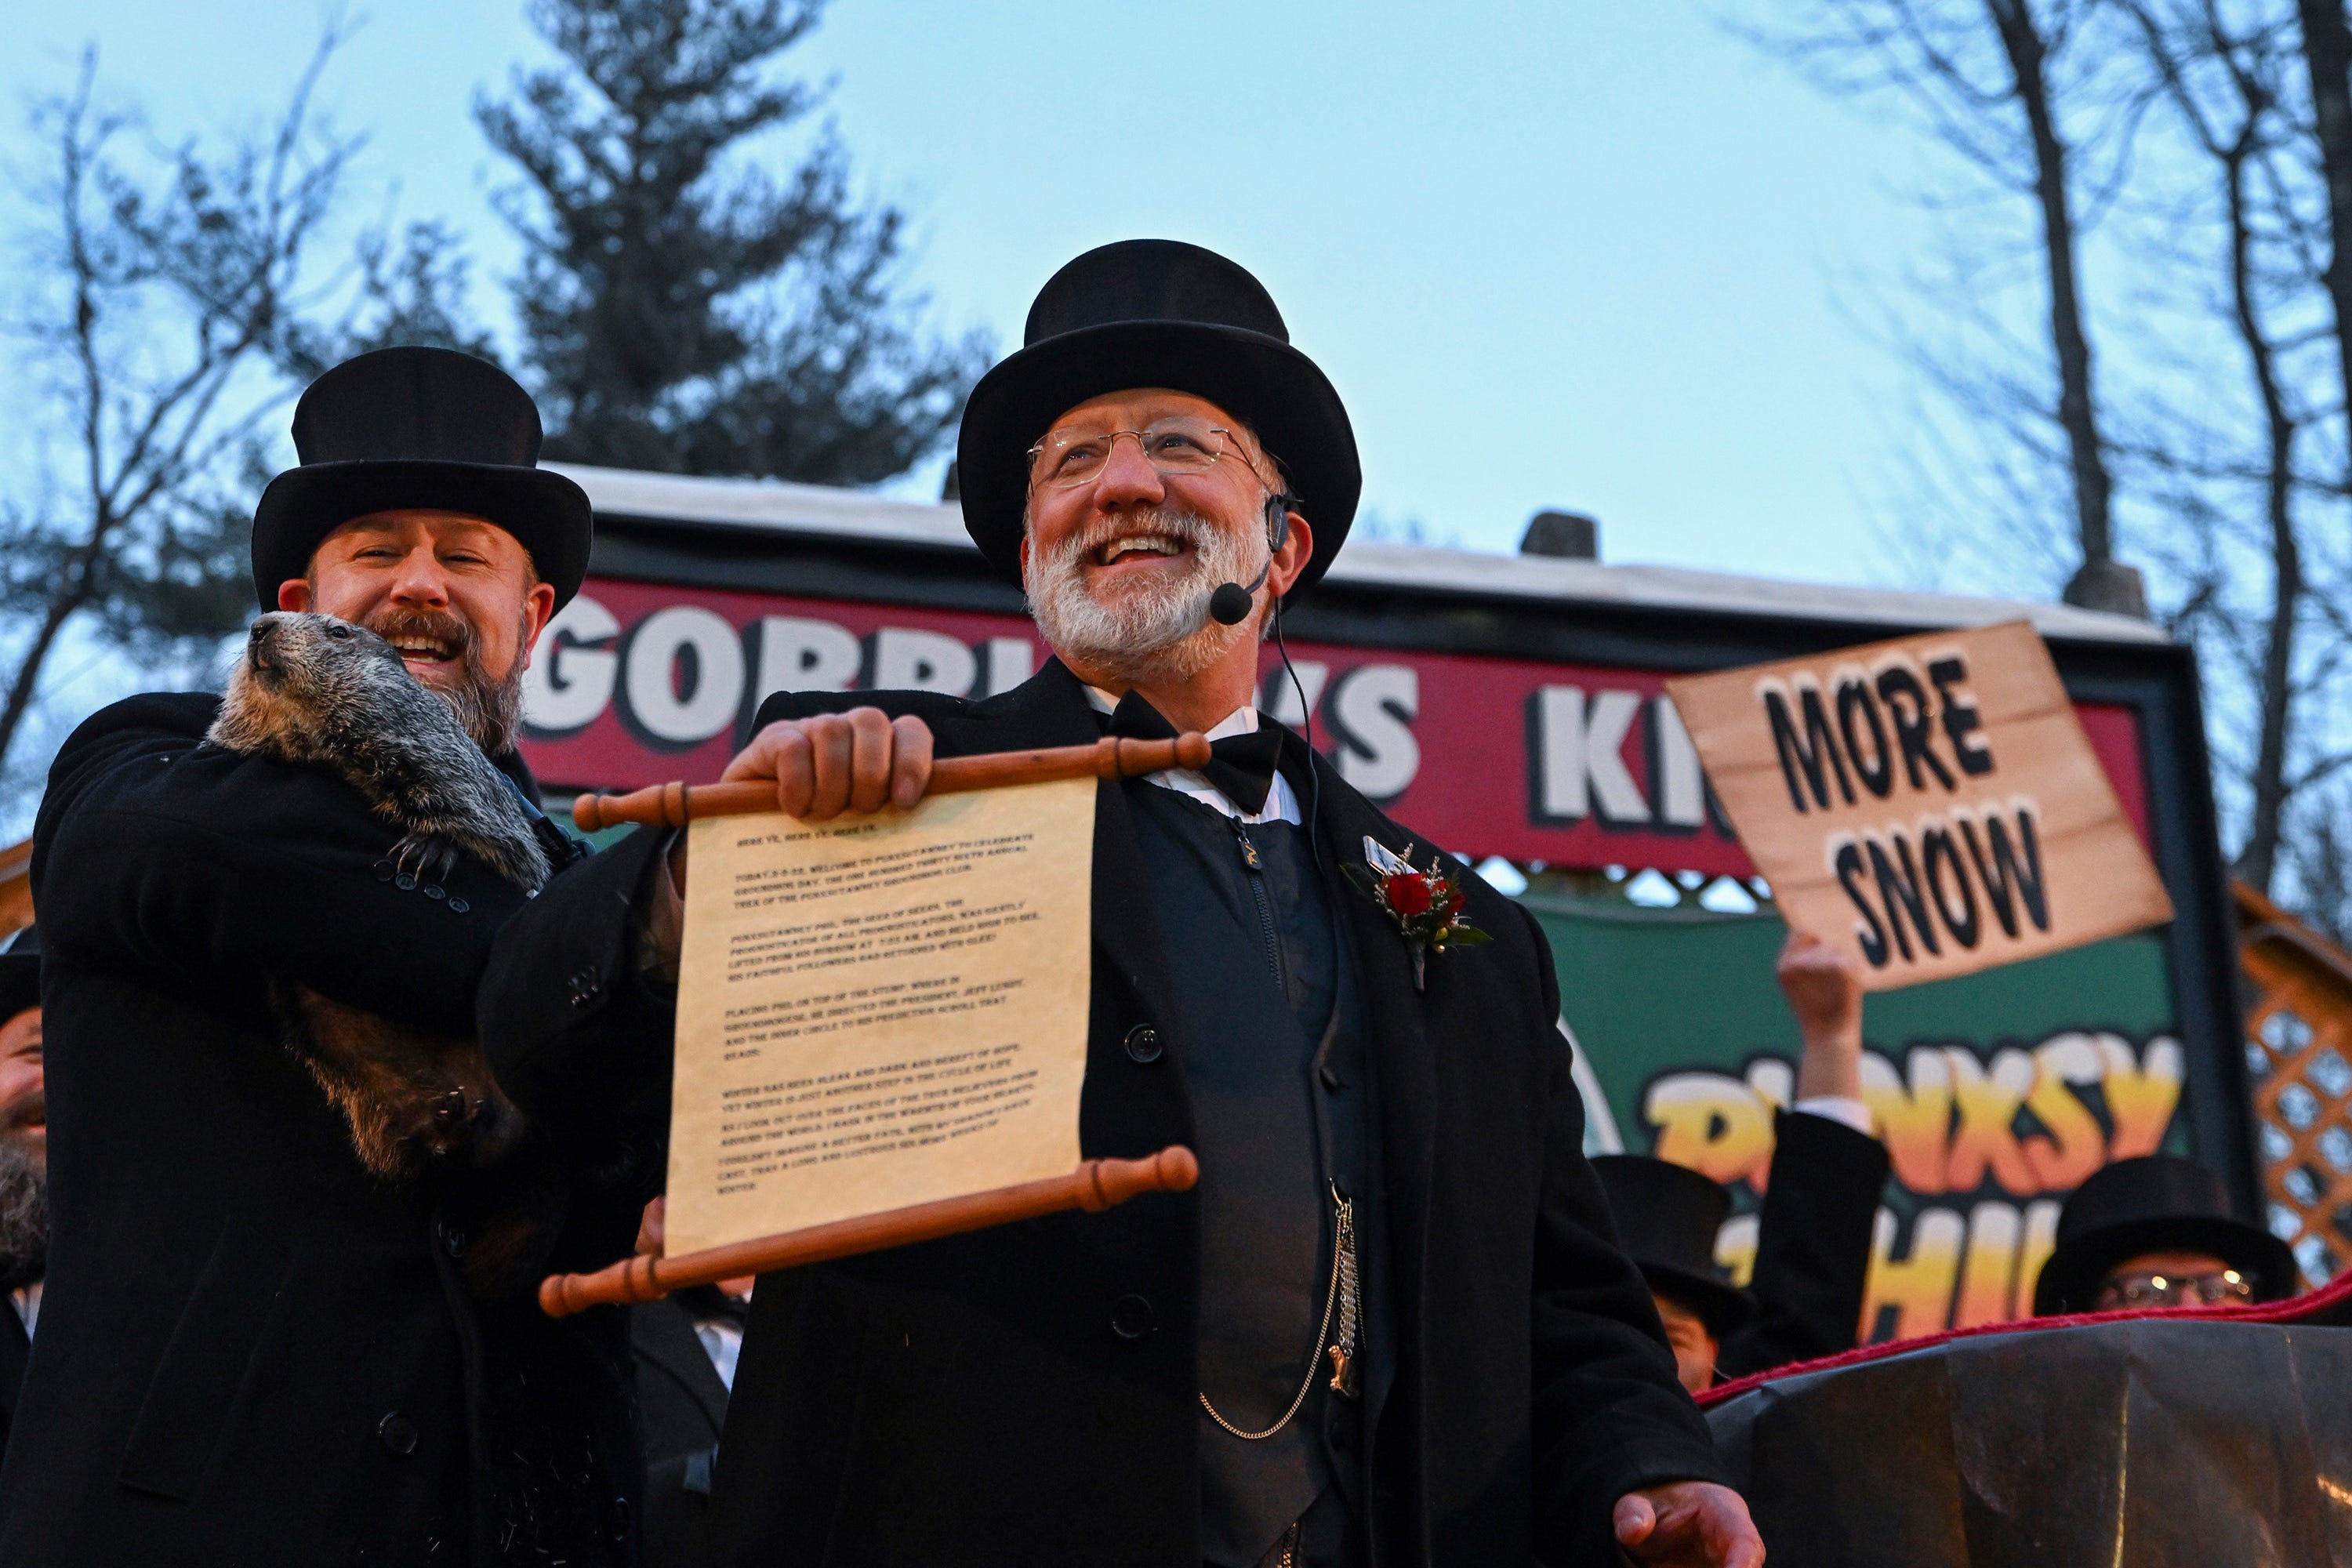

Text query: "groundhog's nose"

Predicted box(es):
[247, 619, 280, 674]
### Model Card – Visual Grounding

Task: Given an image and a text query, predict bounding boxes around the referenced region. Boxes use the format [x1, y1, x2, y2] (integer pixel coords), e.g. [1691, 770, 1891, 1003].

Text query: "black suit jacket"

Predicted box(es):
[4, 692, 664, 1566]
[0, 1304, 26, 1465]
[481, 659, 1727, 1567]
[1716, 1109, 1891, 1382]
[633, 1298, 731, 1568]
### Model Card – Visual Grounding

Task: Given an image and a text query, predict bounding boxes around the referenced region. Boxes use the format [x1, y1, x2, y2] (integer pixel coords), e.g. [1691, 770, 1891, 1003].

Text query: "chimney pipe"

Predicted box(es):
[1520, 510, 1599, 561]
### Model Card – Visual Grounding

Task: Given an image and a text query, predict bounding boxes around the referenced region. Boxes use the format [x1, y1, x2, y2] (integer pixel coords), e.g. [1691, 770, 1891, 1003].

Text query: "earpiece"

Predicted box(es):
[1207, 493, 1298, 627]
[1264, 493, 1291, 554]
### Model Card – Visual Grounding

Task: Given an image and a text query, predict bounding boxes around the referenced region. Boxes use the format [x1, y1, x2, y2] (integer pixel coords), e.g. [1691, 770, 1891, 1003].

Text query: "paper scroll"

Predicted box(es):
[663, 778, 1095, 1257]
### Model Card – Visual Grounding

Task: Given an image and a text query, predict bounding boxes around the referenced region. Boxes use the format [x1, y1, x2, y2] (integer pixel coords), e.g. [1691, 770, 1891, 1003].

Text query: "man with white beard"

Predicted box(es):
[485, 240, 1762, 1568]
[0, 925, 45, 1461]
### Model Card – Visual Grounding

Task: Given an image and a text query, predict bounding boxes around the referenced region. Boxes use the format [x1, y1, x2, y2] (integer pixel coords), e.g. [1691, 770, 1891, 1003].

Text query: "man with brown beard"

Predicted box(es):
[484, 242, 1760, 1567]
[5, 349, 673, 1564]
[0, 925, 45, 1461]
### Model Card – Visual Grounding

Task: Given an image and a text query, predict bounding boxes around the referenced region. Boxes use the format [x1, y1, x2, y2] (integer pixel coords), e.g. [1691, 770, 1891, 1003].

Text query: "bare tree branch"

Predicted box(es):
[0, 27, 482, 782]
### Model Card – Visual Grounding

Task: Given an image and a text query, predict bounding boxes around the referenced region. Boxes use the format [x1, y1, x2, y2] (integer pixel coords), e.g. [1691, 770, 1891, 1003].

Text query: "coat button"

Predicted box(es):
[378, 1412, 419, 1457]
[1111, 1293, 1156, 1339]
[447, 898, 470, 914]
[605, 1496, 632, 1542]
[422, 884, 445, 901]
[439, 1220, 467, 1260]
[1123, 1024, 1163, 1064]
[373, 861, 395, 883]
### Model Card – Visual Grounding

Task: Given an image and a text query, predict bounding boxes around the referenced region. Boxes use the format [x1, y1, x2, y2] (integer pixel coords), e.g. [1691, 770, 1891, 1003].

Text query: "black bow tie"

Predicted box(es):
[1104, 691, 1284, 815]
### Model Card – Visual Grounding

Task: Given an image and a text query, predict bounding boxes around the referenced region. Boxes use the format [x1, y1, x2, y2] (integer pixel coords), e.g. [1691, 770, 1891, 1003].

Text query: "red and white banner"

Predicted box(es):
[519, 576, 2151, 872]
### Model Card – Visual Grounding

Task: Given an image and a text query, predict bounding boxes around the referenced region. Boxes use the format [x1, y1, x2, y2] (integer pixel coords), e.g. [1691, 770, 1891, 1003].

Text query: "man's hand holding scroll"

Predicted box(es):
[660, 708, 937, 909]
[722, 707, 936, 819]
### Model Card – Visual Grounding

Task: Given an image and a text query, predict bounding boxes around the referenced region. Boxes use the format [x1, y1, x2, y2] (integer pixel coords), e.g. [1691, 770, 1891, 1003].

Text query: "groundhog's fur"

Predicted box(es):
[267, 979, 563, 1298]
[209, 612, 564, 1295]
[210, 611, 548, 894]
[268, 981, 527, 1184]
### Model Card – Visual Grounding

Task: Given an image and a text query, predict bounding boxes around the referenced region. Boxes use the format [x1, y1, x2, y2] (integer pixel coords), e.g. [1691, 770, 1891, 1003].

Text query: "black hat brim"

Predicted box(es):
[2032, 1213, 2298, 1315]
[1638, 1260, 1758, 1342]
[0, 953, 37, 1023]
[251, 459, 593, 612]
[956, 319, 1359, 598]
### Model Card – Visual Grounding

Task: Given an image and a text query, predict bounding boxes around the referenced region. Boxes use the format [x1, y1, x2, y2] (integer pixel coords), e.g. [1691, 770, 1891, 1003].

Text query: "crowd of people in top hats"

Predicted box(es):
[1593, 938, 2296, 1399]
[0, 237, 2306, 1568]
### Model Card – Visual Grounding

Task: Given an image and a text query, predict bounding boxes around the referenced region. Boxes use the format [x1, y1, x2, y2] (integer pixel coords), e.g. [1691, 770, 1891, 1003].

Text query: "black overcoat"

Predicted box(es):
[481, 659, 1728, 1567]
[0, 1305, 25, 1465]
[1717, 1109, 1890, 1382]
[0, 692, 670, 1566]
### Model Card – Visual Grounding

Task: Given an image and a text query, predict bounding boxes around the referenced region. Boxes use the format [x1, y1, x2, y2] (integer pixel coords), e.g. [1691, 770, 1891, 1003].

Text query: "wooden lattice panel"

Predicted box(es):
[2238, 885, 2352, 1289]
[0, 838, 26, 940]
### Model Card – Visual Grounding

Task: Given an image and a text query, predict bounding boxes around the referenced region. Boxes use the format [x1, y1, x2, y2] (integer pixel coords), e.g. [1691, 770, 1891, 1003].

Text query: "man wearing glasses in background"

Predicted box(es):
[485, 239, 1762, 1567]
[2032, 1153, 2296, 1316]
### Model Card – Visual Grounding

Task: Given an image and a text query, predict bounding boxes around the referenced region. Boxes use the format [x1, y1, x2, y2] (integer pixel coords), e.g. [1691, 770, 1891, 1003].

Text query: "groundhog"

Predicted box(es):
[209, 610, 564, 1295]
[210, 611, 548, 893]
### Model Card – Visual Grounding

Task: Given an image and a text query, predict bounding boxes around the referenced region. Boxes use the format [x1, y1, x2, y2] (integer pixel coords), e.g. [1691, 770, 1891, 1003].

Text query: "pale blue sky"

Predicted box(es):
[7, 0, 1947, 583]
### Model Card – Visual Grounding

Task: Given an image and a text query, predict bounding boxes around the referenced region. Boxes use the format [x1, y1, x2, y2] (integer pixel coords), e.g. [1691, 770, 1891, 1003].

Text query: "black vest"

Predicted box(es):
[1127, 781, 1377, 1568]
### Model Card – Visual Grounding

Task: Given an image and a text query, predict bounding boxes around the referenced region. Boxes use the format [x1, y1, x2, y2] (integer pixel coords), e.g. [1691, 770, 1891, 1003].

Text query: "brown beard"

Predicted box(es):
[0, 1131, 44, 1293]
[360, 606, 527, 754]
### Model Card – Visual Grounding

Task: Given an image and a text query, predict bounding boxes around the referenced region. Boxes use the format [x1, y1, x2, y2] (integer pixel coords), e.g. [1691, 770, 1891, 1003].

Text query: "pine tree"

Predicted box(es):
[477, 0, 985, 483]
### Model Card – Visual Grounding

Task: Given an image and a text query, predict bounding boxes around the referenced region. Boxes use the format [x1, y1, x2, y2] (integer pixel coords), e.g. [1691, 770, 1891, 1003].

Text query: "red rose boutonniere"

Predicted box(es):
[1348, 836, 1488, 991]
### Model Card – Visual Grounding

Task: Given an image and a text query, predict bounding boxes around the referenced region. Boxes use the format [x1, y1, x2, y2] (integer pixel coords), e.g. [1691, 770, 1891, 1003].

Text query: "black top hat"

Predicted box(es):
[251, 348, 593, 611]
[956, 240, 1360, 598]
[0, 926, 38, 1024]
[2032, 1154, 2296, 1315]
[1592, 1154, 1757, 1341]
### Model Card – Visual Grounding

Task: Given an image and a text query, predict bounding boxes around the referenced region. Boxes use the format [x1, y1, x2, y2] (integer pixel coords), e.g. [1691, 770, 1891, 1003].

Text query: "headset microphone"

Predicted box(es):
[1207, 572, 1264, 626]
[1189, 489, 1323, 862]
[1206, 493, 1294, 626]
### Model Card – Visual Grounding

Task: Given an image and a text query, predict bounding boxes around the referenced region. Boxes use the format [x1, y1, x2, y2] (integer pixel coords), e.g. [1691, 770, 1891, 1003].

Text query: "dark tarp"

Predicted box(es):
[1706, 1305, 2352, 1566]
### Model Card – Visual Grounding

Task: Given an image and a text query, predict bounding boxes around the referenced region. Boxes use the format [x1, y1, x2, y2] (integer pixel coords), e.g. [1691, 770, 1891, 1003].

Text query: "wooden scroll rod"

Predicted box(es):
[572, 732, 1215, 832]
[539, 1145, 1199, 1318]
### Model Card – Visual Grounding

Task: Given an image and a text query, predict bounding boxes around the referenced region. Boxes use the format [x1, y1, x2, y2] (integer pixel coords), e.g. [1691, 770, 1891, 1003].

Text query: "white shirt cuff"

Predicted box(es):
[1792, 1095, 1874, 1135]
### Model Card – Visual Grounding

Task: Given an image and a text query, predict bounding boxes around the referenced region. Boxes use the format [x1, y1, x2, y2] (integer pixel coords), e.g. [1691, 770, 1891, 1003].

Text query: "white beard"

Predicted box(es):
[1025, 508, 1260, 686]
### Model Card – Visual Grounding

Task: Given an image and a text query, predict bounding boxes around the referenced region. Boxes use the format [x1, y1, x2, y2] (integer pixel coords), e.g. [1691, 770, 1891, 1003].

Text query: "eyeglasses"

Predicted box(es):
[1027, 416, 1240, 490]
[2092, 1267, 2254, 1310]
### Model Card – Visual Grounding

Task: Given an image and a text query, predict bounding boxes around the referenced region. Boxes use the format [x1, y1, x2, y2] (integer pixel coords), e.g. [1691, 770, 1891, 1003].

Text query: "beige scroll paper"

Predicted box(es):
[663, 778, 1096, 1258]
[1664, 619, 2172, 992]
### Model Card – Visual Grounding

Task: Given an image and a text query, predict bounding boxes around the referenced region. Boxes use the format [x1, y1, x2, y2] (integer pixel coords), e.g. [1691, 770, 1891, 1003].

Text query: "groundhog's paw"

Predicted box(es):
[391, 831, 463, 886]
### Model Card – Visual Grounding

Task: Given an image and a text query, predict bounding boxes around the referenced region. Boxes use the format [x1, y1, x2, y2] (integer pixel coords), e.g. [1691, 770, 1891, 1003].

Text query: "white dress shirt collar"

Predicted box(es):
[1083, 687, 1302, 826]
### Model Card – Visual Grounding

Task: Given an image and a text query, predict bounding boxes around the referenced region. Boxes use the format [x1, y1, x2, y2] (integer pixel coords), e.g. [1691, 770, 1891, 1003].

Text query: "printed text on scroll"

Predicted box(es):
[665, 778, 1094, 1254]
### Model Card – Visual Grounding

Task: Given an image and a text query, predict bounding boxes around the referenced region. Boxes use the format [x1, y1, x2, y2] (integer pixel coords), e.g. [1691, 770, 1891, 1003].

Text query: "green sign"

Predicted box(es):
[1527, 891, 2184, 1338]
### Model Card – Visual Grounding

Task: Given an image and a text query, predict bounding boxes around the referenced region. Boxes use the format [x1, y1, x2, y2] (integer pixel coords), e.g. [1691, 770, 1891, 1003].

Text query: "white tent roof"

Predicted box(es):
[549, 462, 2169, 647]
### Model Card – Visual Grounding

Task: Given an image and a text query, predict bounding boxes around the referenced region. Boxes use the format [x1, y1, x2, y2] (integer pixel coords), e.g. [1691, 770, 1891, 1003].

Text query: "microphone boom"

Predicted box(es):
[1207, 559, 1269, 626]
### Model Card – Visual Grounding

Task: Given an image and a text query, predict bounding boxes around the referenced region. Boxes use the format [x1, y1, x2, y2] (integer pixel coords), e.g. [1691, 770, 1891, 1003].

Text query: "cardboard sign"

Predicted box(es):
[1664, 621, 2172, 990]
